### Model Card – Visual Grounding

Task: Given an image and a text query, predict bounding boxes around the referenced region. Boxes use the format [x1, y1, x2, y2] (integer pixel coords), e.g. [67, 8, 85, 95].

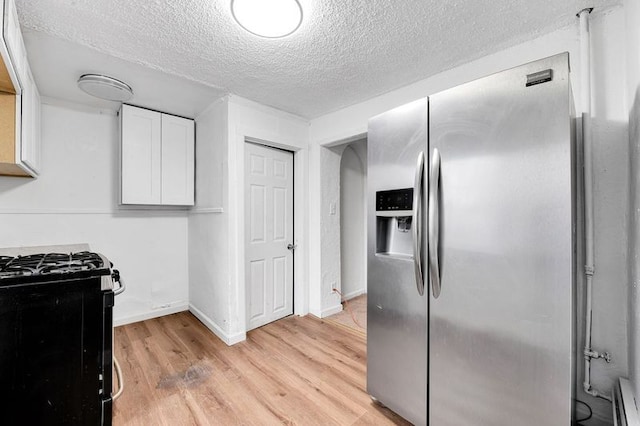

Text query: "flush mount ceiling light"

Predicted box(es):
[77, 74, 133, 102]
[231, 0, 303, 38]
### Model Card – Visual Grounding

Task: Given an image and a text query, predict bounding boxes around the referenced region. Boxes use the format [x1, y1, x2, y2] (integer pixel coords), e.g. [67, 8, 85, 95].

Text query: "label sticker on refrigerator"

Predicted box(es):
[526, 69, 553, 87]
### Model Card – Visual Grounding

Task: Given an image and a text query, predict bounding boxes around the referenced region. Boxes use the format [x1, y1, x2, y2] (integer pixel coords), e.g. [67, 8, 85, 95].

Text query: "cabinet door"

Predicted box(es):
[31, 72, 40, 172]
[20, 67, 40, 174]
[3, 0, 25, 82]
[160, 114, 194, 205]
[121, 105, 161, 204]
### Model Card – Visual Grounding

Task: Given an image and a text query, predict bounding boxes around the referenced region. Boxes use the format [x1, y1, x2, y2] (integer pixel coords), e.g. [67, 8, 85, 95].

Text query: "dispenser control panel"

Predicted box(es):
[376, 188, 413, 212]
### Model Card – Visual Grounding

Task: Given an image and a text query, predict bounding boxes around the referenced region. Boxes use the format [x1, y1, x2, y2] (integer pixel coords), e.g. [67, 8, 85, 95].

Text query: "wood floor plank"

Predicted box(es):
[247, 327, 367, 424]
[113, 312, 410, 426]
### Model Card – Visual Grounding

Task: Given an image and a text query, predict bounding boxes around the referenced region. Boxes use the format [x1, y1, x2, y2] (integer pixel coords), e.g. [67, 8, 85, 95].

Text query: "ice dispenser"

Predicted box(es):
[376, 188, 414, 259]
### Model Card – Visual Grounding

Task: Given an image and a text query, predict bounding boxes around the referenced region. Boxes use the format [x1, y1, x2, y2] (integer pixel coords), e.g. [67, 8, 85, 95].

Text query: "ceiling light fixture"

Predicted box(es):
[231, 0, 303, 38]
[77, 74, 133, 102]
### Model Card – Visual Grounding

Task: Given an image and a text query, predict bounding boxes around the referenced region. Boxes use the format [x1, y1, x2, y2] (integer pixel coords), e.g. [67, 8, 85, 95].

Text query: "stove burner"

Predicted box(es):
[0, 252, 107, 280]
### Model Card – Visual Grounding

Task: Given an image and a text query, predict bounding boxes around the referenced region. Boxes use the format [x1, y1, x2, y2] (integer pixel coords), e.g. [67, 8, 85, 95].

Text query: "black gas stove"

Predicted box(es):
[0, 252, 113, 285]
[0, 251, 119, 426]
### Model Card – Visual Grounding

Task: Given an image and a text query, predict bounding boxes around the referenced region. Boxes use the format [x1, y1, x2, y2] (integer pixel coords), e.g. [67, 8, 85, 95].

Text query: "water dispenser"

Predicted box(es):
[376, 188, 414, 259]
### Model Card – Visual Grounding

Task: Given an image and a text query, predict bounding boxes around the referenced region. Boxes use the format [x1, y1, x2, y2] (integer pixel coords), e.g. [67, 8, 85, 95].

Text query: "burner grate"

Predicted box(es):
[0, 251, 106, 280]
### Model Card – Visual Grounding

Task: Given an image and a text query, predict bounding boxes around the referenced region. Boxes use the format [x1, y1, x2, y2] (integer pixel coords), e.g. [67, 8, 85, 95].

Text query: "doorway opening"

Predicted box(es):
[326, 137, 368, 332]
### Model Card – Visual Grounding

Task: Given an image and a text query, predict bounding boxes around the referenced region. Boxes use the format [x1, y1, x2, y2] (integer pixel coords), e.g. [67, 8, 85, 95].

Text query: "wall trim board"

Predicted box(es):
[189, 207, 224, 214]
[114, 302, 189, 327]
[319, 303, 343, 318]
[189, 304, 246, 346]
[322, 132, 368, 148]
[0, 208, 190, 215]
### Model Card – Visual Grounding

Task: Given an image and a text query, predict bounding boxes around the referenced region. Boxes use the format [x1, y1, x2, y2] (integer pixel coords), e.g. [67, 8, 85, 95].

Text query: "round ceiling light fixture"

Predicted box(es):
[231, 0, 303, 38]
[77, 74, 133, 102]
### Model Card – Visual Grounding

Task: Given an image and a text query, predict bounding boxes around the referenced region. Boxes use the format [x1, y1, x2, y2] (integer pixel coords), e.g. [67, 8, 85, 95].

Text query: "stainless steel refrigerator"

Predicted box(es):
[367, 98, 428, 425]
[367, 53, 576, 425]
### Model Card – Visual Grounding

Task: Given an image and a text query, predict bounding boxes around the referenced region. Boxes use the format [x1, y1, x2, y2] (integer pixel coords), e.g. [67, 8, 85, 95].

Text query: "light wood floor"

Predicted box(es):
[326, 294, 367, 332]
[113, 312, 409, 425]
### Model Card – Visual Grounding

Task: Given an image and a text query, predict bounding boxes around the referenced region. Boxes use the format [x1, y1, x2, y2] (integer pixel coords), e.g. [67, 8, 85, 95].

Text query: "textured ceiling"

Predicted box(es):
[22, 30, 225, 118]
[17, 0, 620, 119]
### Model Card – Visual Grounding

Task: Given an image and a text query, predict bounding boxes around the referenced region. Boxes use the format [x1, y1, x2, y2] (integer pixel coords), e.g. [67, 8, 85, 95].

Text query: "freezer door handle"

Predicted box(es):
[428, 148, 442, 298]
[412, 151, 425, 296]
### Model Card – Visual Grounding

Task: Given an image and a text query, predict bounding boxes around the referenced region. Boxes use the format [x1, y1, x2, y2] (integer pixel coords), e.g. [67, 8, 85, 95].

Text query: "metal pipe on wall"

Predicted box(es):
[578, 7, 612, 402]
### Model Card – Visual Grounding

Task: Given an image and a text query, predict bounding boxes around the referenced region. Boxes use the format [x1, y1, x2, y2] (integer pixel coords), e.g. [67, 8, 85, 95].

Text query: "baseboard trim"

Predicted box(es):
[114, 303, 189, 327]
[614, 377, 640, 426]
[342, 288, 366, 301]
[319, 303, 343, 318]
[189, 304, 246, 346]
[189, 207, 224, 214]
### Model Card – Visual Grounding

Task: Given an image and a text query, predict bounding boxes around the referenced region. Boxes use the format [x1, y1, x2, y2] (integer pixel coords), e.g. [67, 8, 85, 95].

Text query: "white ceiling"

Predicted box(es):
[22, 31, 225, 118]
[17, 0, 620, 119]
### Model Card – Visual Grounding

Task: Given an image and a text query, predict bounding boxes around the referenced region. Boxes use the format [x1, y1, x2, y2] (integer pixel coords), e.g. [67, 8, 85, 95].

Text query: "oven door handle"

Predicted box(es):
[112, 270, 126, 296]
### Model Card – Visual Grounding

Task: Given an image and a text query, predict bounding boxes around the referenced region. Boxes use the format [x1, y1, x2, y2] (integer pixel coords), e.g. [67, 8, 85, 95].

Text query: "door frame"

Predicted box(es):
[231, 131, 306, 337]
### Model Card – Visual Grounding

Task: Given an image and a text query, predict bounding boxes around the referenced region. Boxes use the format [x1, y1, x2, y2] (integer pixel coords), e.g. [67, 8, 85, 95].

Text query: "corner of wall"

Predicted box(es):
[189, 303, 245, 346]
[189, 96, 232, 344]
[319, 303, 343, 318]
[195, 95, 229, 122]
[625, 0, 640, 406]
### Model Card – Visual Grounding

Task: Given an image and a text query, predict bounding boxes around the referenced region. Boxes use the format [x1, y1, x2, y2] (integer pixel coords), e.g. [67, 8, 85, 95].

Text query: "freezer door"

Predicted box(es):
[428, 53, 575, 425]
[367, 99, 428, 425]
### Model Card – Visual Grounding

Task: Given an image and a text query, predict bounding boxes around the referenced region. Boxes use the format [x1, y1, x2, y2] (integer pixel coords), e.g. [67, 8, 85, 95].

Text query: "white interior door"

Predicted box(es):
[245, 142, 294, 331]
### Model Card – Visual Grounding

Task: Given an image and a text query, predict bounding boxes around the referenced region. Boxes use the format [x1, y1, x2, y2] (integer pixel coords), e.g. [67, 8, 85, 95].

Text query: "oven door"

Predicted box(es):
[101, 289, 114, 426]
[0, 278, 105, 424]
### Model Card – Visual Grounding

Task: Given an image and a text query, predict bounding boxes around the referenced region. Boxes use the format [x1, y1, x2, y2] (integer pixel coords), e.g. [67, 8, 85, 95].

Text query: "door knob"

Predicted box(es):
[287, 243, 297, 251]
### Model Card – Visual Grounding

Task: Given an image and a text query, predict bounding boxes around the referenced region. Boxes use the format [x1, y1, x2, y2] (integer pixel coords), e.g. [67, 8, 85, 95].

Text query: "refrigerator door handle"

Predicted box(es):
[412, 151, 425, 296]
[428, 148, 442, 298]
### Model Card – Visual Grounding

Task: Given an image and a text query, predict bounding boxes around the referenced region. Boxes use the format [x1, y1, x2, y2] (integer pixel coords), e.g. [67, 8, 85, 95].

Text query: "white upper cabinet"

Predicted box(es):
[0, 0, 41, 178]
[120, 104, 195, 206]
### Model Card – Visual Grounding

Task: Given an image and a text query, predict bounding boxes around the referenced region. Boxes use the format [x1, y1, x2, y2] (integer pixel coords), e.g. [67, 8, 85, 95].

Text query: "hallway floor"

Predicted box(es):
[326, 294, 367, 334]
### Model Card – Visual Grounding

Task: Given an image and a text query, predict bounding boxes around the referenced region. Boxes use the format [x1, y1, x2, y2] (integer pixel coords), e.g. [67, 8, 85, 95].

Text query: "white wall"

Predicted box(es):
[227, 96, 309, 336]
[189, 95, 309, 344]
[340, 139, 367, 300]
[309, 6, 629, 423]
[583, 9, 630, 422]
[188, 98, 231, 340]
[625, 0, 640, 406]
[0, 101, 190, 325]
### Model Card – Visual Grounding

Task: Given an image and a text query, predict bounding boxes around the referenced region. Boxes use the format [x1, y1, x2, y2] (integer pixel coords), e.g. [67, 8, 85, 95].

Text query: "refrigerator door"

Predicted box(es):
[428, 53, 575, 425]
[367, 99, 428, 425]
